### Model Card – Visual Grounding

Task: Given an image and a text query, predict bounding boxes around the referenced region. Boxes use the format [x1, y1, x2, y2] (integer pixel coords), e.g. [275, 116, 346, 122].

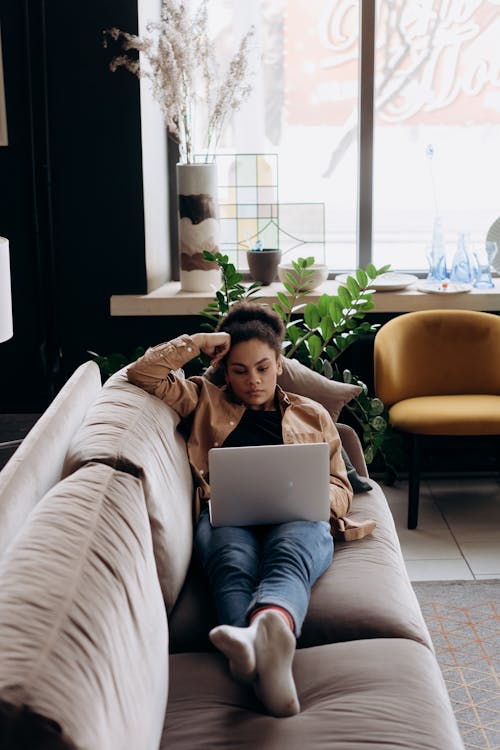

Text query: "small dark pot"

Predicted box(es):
[246, 250, 281, 285]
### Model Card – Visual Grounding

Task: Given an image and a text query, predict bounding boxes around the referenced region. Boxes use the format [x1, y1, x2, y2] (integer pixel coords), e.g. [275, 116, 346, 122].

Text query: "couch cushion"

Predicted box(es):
[0, 361, 101, 557]
[162, 639, 463, 750]
[168, 479, 432, 653]
[299, 479, 432, 648]
[0, 463, 168, 750]
[63, 367, 194, 611]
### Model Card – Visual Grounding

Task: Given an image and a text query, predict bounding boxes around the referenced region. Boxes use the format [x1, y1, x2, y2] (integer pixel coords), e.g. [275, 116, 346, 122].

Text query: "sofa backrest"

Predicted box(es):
[63, 366, 194, 612]
[0, 361, 102, 558]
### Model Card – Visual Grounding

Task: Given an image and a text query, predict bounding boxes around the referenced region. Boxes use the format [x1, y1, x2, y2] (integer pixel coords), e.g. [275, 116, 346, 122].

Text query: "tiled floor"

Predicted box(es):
[384, 475, 500, 582]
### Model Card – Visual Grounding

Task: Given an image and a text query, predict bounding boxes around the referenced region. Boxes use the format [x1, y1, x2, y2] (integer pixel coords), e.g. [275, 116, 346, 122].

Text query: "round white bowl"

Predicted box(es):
[277, 263, 329, 291]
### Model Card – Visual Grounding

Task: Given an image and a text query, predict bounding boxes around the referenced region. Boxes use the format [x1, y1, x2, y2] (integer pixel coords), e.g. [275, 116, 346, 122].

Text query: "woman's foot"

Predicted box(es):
[209, 621, 257, 684]
[209, 610, 300, 717]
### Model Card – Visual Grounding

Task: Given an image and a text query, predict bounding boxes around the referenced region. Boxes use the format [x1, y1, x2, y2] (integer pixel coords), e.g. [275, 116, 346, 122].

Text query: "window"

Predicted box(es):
[199, 0, 500, 273]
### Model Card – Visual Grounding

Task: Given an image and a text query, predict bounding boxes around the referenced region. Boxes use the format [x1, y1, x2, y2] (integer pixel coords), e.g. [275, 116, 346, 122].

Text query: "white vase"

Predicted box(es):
[177, 163, 221, 292]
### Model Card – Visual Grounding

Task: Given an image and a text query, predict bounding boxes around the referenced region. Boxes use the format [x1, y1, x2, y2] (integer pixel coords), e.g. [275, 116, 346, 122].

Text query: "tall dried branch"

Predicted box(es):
[104, 0, 255, 164]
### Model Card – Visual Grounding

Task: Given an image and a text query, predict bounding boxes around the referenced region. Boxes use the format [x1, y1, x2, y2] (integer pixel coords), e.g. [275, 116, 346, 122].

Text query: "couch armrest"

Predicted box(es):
[336, 423, 368, 477]
[0, 361, 102, 557]
[0, 463, 168, 750]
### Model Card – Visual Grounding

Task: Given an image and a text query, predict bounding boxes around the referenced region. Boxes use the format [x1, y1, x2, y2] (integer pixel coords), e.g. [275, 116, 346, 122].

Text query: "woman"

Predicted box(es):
[128, 302, 373, 717]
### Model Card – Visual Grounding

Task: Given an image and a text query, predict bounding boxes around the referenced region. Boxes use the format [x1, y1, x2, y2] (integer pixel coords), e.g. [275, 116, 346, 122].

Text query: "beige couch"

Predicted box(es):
[0, 360, 464, 750]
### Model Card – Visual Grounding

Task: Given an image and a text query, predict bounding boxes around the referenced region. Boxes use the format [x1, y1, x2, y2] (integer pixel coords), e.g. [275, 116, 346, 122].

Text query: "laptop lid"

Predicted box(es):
[208, 442, 330, 527]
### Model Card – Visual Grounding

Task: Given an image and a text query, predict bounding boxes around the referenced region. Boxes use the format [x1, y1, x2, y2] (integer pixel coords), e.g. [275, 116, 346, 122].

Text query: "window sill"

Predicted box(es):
[110, 279, 500, 316]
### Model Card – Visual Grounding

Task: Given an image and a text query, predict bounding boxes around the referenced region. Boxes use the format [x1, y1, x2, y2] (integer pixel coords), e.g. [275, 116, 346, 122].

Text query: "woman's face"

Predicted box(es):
[225, 338, 282, 410]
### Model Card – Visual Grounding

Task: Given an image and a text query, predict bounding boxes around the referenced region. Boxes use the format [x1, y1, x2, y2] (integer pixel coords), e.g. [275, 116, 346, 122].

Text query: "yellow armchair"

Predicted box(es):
[374, 309, 500, 528]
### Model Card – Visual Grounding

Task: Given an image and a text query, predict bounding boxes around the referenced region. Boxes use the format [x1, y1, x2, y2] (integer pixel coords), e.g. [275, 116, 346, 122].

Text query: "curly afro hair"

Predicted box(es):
[215, 302, 285, 359]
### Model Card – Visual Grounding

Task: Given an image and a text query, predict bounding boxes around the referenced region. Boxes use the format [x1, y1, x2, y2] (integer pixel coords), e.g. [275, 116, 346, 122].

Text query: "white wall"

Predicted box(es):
[138, 0, 170, 291]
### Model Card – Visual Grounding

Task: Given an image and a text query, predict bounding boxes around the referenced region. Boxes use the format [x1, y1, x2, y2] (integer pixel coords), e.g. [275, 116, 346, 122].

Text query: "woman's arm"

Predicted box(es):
[127, 332, 230, 417]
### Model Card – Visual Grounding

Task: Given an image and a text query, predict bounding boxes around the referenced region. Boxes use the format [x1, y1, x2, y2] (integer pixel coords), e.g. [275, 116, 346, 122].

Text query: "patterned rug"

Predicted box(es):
[413, 580, 500, 750]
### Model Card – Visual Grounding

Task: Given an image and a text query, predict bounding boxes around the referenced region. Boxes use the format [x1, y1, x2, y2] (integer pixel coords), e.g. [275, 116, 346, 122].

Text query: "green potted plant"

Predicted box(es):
[200, 252, 400, 474]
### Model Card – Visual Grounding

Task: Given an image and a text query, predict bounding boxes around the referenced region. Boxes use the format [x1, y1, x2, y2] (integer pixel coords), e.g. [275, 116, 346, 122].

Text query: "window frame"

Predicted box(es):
[166, 1, 380, 279]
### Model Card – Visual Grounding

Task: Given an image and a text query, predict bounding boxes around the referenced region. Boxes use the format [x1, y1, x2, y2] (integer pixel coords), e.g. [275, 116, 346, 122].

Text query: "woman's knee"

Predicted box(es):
[195, 521, 259, 575]
[265, 521, 333, 578]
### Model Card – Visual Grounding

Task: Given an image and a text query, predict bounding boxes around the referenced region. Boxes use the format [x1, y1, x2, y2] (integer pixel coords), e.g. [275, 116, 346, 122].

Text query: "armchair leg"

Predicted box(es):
[408, 434, 421, 529]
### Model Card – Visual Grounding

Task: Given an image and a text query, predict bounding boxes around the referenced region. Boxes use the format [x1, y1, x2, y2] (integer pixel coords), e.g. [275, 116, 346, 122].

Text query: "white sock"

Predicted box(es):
[209, 622, 257, 684]
[209, 610, 300, 717]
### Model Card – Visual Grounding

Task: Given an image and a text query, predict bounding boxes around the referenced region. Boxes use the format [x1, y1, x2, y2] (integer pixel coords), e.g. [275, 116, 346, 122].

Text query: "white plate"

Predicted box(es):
[416, 281, 472, 294]
[486, 217, 500, 274]
[336, 272, 418, 291]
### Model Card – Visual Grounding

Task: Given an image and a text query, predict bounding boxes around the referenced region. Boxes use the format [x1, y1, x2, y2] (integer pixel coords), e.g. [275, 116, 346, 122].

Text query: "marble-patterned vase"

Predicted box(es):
[177, 163, 221, 292]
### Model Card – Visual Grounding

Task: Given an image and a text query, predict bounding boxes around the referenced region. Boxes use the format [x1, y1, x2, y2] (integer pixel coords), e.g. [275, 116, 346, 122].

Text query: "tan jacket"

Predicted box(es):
[127, 334, 353, 529]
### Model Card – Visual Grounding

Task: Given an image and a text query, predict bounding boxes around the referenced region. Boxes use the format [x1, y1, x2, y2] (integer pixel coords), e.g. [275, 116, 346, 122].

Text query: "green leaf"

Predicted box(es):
[377, 264, 391, 275]
[328, 297, 343, 323]
[273, 302, 287, 319]
[307, 333, 323, 360]
[247, 281, 262, 292]
[365, 263, 377, 279]
[304, 302, 321, 329]
[277, 291, 291, 310]
[353, 297, 374, 311]
[322, 360, 334, 379]
[320, 315, 334, 341]
[346, 276, 361, 297]
[215, 291, 227, 313]
[337, 284, 352, 309]
[226, 271, 243, 285]
[357, 321, 374, 333]
[286, 324, 302, 344]
[355, 268, 368, 287]
[370, 398, 385, 416]
[364, 445, 375, 464]
[200, 312, 218, 323]
[308, 333, 323, 360]
[317, 294, 329, 317]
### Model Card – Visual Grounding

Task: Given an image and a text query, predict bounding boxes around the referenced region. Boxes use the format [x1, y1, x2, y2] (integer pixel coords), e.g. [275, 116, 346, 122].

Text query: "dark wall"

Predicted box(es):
[0, 0, 186, 412]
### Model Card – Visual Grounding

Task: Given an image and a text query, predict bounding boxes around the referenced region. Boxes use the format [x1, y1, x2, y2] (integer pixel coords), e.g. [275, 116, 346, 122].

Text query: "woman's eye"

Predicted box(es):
[258, 367, 268, 372]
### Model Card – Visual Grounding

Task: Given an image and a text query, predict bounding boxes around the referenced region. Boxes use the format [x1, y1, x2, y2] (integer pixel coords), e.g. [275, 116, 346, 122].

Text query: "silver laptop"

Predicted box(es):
[208, 442, 330, 527]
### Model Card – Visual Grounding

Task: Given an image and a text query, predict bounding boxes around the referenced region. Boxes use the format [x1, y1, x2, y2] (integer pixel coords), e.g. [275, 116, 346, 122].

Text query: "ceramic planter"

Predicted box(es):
[246, 249, 281, 285]
[177, 163, 221, 292]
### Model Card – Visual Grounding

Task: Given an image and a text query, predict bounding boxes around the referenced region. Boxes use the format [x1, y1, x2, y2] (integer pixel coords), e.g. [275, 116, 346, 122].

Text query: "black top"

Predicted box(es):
[222, 409, 283, 448]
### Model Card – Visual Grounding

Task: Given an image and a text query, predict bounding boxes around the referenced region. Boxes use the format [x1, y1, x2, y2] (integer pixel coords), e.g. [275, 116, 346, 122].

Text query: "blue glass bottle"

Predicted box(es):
[427, 216, 447, 282]
[450, 232, 473, 284]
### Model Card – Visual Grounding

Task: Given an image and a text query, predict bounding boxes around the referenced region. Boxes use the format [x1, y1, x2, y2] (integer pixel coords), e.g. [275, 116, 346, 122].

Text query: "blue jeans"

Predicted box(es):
[194, 508, 333, 636]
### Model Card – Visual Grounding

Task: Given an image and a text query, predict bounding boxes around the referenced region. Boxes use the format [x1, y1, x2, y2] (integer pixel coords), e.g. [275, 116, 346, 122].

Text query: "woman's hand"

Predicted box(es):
[191, 332, 231, 367]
